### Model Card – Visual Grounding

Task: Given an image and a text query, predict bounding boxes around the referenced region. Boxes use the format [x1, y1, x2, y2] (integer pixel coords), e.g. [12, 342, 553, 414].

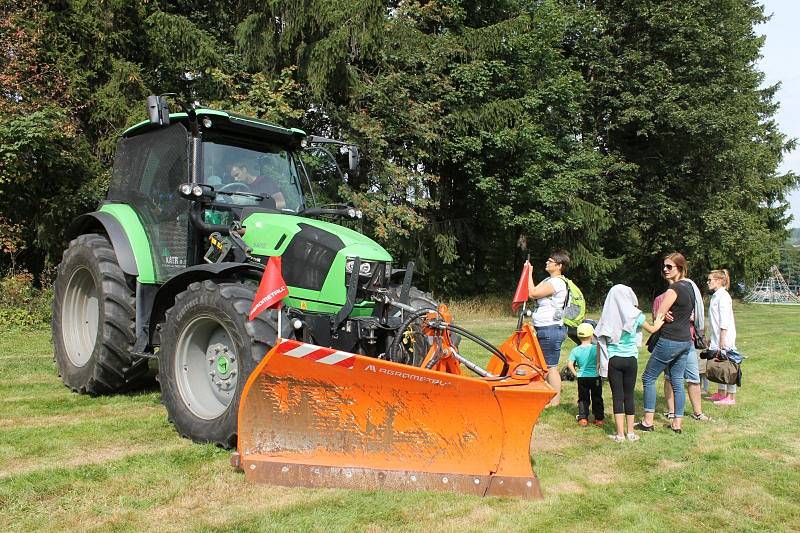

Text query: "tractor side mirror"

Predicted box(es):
[348, 145, 360, 178]
[147, 95, 170, 126]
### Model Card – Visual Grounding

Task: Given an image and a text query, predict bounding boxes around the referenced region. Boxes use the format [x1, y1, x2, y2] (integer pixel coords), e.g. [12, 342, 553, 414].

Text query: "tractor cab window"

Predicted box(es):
[202, 139, 303, 212]
[298, 146, 352, 206]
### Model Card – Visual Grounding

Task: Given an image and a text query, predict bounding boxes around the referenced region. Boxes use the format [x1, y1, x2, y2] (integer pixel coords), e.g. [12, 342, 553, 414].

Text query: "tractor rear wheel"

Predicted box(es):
[158, 280, 282, 448]
[52, 233, 148, 394]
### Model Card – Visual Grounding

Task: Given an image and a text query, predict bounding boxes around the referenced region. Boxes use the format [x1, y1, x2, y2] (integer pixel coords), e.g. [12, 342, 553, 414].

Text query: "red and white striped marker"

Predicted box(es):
[275, 340, 356, 369]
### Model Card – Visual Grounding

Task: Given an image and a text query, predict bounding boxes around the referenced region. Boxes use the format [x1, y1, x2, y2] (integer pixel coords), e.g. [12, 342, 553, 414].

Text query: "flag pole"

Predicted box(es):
[516, 254, 531, 332]
[277, 303, 282, 341]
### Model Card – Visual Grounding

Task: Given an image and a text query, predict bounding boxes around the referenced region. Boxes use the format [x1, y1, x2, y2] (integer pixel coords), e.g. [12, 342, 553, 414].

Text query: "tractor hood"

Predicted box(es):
[241, 212, 392, 312]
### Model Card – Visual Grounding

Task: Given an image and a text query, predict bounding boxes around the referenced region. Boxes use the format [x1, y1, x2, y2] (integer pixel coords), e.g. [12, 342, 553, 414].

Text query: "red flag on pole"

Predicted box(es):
[512, 262, 531, 312]
[249, 256, 289, 321]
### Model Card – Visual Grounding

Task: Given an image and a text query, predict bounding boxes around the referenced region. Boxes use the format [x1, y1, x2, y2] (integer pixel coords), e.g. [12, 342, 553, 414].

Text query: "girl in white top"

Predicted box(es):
[706, 269, 738, 405]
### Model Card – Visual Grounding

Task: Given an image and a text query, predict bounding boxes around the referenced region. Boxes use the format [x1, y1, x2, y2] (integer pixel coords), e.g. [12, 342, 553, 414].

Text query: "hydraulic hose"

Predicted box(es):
[387, 308, 435, 362]
[443, 323, 508, 366]
[384, 301, 509, 375]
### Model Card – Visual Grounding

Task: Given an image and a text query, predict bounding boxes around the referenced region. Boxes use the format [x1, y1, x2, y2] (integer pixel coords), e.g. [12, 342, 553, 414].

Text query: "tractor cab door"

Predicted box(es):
[109, 123, 191, 282]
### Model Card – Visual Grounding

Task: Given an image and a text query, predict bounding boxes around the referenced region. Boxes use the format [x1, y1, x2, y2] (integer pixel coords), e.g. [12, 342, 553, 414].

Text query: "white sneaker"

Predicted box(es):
[608, 434, 624, 443]
[626, 433, 640, 442]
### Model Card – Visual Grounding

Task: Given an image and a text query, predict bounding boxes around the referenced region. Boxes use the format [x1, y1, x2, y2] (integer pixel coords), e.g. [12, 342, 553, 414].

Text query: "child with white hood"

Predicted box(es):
[595, 285, 664, 443]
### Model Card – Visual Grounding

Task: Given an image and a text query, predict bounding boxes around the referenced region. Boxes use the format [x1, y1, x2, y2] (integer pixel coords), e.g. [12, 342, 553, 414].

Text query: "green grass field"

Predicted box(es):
[2, 303, 799, 531]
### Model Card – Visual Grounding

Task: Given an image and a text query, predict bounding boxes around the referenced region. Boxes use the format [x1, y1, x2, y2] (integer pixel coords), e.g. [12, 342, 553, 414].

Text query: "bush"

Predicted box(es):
[445, 295, 517, 319]
[0, 270, 52, 330]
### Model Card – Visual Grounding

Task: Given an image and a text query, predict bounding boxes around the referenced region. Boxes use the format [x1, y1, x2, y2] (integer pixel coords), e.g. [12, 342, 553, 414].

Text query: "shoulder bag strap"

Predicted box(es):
[684, 280, 701, 332]
[559, 276, 571, 310]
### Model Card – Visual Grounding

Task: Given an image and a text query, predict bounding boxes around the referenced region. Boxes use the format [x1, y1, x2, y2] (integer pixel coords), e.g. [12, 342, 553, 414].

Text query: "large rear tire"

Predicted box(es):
[158, 280, 283, 448]
[52, 233, 148, 394]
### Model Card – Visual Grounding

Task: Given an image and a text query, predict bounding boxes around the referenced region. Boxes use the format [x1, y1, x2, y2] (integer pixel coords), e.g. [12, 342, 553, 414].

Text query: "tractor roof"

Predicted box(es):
[122, 109, 307, 147]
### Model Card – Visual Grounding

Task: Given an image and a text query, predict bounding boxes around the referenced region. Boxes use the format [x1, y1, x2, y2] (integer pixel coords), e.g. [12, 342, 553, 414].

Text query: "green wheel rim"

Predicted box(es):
[174, 315, 240, 420]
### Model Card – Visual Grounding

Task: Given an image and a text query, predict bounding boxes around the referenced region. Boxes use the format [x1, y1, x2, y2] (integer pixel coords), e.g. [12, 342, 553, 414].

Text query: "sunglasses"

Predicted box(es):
[662, 264, 676, 271]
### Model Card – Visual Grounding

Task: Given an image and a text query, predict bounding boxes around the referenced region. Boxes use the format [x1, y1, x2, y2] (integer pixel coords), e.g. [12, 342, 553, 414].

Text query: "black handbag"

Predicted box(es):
[646, 331, 660, 353]
[694, 332, 708, 351]
[699, 349, 716, 360]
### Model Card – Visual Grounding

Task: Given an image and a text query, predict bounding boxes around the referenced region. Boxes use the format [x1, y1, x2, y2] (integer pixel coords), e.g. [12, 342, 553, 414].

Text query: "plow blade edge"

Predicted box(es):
[236, 339, 554, 499]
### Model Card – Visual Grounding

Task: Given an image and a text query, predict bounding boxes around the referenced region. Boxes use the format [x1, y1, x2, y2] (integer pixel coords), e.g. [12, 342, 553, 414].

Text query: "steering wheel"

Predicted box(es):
[218, 182, 252, 193]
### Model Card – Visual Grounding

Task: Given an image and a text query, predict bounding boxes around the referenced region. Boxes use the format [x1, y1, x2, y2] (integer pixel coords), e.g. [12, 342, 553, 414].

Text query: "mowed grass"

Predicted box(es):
[1, 303, 799, 531]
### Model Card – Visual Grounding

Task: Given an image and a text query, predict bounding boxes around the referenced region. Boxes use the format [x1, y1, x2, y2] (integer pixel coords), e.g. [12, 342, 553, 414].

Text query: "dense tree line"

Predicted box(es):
[1, 0, 796, 301]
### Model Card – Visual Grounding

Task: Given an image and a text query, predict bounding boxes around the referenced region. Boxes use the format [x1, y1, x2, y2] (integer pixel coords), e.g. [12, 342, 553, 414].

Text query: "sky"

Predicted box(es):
[758, 0, 800, 228]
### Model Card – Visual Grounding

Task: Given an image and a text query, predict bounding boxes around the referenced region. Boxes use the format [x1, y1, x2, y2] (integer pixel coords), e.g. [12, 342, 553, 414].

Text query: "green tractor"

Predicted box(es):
[52, 95, 435, 447]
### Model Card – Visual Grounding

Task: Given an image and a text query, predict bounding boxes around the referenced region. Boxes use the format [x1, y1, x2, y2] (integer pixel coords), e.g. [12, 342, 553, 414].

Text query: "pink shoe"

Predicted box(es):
[714, 397, 736, 406]
[707, 392, 726, 401]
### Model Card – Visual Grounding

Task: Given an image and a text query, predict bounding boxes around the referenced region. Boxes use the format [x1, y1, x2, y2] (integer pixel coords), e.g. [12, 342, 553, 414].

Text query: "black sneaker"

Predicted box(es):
[633, 422, 654, 432]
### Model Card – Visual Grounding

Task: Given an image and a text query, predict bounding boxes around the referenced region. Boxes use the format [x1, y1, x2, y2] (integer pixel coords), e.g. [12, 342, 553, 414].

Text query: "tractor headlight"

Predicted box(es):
[345, 258, 374, 277]
[179, 183, 193, 196]
[192, 185, 203, 197]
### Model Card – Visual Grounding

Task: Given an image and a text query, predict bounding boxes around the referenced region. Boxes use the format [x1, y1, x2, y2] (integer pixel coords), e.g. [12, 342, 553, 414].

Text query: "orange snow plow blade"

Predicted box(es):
[235, 326, 554, 499]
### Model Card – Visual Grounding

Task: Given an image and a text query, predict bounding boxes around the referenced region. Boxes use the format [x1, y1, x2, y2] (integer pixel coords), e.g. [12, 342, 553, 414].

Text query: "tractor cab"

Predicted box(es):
[114, 99, 362, 285]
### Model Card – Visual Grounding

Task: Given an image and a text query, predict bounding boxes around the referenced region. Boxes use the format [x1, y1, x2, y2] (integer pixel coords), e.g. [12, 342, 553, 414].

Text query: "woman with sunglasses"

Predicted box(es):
[526, 251, 571, 406]
[636, 252, 694, 433]
[653, 277, 710, 422]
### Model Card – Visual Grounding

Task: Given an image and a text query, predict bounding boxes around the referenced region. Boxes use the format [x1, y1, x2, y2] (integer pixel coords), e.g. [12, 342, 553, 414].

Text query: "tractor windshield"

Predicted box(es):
[202, 139, 304, 212]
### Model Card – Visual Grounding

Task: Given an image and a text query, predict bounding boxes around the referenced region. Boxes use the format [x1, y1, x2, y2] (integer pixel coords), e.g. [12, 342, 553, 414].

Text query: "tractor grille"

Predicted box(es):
[281, 224, 344, 291]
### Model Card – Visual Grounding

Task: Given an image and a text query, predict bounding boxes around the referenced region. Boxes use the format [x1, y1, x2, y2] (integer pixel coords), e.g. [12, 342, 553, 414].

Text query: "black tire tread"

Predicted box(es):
[52, 233, 149, 395]
[159, 280, 283, 448]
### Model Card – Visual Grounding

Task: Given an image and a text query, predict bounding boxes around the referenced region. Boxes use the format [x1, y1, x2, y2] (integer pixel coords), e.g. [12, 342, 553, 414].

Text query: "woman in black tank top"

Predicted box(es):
[659, 281, 693, 341]
[635, 253, 695, 434]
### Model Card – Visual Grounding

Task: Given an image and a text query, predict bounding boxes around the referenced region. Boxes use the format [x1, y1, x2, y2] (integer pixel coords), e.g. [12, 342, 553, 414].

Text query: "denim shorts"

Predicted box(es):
[684, 348, 700, 383]
[536, 324, 567, 368]
[664, 347, 700, 383]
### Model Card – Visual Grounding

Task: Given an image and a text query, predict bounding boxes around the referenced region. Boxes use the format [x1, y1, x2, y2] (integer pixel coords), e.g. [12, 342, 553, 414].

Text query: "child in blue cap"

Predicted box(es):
[567, 323, 604, 426]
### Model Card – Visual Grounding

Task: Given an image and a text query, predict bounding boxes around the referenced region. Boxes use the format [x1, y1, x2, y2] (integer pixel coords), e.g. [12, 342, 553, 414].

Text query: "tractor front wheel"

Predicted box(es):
[158, 280, 281, 448]
[52, 233, 148, 394]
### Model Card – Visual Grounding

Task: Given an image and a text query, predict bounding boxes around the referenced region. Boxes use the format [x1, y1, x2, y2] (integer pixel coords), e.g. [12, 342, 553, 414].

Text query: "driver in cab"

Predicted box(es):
[226, 161, 286, 209]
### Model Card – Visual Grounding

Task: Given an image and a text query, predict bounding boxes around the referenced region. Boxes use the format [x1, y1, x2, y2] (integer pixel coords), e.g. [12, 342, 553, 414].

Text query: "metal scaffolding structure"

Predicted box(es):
[744, 265, 800, 304]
